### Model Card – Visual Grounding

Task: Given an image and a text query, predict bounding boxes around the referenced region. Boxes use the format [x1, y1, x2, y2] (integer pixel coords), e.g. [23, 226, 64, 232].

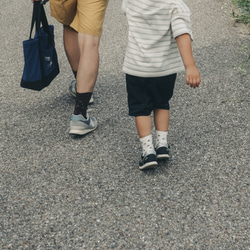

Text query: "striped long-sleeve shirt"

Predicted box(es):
[122, 0, 193, 78]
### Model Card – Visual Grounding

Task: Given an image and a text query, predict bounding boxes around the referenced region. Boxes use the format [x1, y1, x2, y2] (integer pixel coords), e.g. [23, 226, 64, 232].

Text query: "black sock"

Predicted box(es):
[74, 92, 92, 119]
[73, 70, 77, 79]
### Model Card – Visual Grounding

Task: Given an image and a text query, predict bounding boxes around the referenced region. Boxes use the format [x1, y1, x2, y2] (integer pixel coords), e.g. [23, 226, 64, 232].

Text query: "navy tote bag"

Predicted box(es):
[21, 1, 59, 91]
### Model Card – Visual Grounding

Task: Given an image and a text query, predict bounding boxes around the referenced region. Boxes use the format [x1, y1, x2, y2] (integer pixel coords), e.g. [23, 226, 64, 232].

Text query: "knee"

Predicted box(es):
[78, 33, 100, 51]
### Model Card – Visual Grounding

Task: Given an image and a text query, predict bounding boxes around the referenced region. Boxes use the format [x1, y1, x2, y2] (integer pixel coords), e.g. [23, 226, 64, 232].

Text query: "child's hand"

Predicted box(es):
[175, 34, 201, 88]
[186, 65, 201, 88]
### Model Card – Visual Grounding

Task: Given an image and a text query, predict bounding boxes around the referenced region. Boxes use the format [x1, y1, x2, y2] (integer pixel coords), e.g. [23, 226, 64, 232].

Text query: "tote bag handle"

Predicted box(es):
[29, 1, 52, 44]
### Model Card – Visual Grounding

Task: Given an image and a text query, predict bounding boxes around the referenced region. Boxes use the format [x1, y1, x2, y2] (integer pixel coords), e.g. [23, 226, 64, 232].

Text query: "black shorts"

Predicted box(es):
[126, 74, 176, 117]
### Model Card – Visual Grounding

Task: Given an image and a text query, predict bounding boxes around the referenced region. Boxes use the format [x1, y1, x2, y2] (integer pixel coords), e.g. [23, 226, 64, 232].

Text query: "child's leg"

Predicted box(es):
[154, 109, 169, 132]
[154, 109, 169, 148]
[153, 109, 170, 159]
[151, 74, 176, 159]
[126, 74, 158, 169]
[136, 115, 157, 169]
[136, 115, 155, 156]
[154, 109, 169, 147]
[136, 115, 152, 138]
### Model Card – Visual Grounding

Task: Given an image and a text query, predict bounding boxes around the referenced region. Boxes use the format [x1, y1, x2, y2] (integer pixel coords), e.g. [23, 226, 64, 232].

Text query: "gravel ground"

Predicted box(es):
[0, 0, 249, 249]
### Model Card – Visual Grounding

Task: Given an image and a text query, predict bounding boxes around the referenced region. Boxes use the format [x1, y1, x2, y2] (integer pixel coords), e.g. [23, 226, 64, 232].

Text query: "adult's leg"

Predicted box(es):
[76, 34, 100, 93]
[69, 33, 101, 134]
[64, 27, 95, 103]
[63, 25, 80, 73]
[49, 0, 79, 73]
[69, 0, 108, 93]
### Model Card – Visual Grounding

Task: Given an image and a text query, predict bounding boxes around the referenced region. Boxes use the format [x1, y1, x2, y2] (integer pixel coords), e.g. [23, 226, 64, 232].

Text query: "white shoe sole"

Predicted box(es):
[156, 154, 169, 160]
[69, 126, 97, 135]
[139, 161, 158, 170]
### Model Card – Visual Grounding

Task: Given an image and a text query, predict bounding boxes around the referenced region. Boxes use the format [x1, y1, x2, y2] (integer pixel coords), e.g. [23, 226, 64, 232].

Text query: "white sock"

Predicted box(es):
[139, 134, 156, 156]
[155, 130, 168, 149]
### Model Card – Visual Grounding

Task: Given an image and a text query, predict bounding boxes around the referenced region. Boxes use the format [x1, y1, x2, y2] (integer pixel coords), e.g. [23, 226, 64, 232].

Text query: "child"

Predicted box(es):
[122, 0, 201, 170]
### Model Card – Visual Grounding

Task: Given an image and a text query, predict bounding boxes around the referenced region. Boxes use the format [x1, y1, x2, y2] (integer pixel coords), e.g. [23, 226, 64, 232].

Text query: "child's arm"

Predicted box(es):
[176, 33, 201, 88]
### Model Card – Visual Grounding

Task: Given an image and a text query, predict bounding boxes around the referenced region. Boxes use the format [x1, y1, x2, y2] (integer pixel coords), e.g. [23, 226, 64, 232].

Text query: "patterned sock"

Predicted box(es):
[156, 130, 168, 149]
[139, 134, 156, 156]
[74, 92, 92, 119]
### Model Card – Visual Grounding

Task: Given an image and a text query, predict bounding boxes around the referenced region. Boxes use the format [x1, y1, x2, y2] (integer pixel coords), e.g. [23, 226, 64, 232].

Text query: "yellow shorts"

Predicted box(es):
[50, 0, 109, 36]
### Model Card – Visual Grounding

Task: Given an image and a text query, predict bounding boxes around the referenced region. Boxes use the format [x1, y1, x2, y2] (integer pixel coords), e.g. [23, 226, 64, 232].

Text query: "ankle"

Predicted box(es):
[155, 130, 168, 149]
[140, 134, 156, 156]
[74, 92, 92, 118]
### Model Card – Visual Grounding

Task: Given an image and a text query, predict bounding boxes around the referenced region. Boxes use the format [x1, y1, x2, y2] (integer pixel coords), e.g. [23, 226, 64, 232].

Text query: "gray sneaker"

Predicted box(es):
[69, 113, 97, 135]
[69, 80, 94, 104]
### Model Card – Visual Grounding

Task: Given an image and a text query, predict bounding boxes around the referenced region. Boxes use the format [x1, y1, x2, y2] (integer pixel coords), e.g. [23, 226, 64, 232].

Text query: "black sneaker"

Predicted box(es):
[156, 146, 170, 160]
[139, 154, 158, 170]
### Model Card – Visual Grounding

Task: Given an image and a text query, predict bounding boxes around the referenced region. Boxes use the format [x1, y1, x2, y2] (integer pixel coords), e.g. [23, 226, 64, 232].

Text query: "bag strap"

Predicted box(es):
[40, 5, 50, 34]
[29, 1, 52, 43]
[41, 0, 49, 5]
[29, 1, 41, 39]
[40, 4, 54, 45]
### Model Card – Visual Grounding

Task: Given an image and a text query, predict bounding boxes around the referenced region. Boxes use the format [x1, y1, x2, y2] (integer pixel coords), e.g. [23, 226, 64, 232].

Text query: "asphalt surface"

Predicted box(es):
[0, 0, 249, 249]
